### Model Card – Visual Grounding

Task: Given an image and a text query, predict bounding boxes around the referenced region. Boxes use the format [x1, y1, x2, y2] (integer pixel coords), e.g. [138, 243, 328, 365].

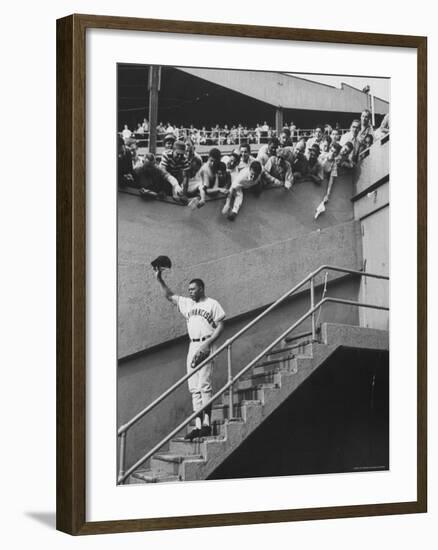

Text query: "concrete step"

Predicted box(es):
[283, 331, 313, 344]
[254, 347, 312, 371]
[251, 360, 298, 376]
[251, 362, 286, 376]
[184, 416, 246, 438]
[253, 355, 290, 370]
[213, 417, 245, 435]
[223, 384, 279, 405]
[212, 404, 232, 422]
[150, 453, 203, 475]
[240, 369, 283, 387]
[266, 340, 314, 361]
[213, 399, 263, 421]
[130, 469, 180, 484]
[169, 435, 225, 455]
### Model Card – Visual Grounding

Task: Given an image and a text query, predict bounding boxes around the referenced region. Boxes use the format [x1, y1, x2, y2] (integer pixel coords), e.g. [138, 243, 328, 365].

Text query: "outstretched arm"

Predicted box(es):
[324, 171, 336, 203]
[154, 269, 178, 304]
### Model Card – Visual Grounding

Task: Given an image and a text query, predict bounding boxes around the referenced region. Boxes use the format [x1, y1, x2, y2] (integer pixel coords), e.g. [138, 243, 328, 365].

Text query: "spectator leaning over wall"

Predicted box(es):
[256, 137, 279, 167]
[160, 141, 190, 196]
[306, 123, 324, 154]
[238, 143, 257, 171]
[305, 144, 324, 185]
[117, 135, 135, 188]
[196, 148, 229, 207]
[221, 160, 287, 221]
[321, 141, 342, 179]
[291, 138, 309, 182]
[184, 138, 203, 195]
[278, 129, 295, 165]
[323, 141, 355, 204]
[375, 113, 390, 139]
[318, 135, 332, 164]
[337, 141, 356, 171]
[163, 133, 176, 154]
[359, 134, 374, 160]
[126, 139, 143, 171]
[222, 150, 241, 185]
[358, 109, 374, 144]
[340, 119, 361, 163]
[330, 127, 342, 144]
[264, 147, 294, 190]
[137, 153, 185, 202]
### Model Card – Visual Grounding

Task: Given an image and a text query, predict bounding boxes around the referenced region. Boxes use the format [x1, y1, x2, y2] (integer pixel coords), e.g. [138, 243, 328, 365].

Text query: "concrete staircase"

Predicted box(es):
[129, 322, 389, 484]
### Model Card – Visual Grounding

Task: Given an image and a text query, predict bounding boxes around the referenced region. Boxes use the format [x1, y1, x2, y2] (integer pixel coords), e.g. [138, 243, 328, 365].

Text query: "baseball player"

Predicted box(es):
[155, 270, 225, 440]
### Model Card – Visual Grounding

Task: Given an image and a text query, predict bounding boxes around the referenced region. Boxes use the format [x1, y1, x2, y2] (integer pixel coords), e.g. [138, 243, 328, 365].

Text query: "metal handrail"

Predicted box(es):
[117, 265, 389, 483]
[118, 265, 384, 436]
[118, 292, 389, 484]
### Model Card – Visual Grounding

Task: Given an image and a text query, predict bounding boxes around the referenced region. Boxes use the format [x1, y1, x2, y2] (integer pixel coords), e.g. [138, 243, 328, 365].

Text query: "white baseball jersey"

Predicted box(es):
[177, 296, 225, 340]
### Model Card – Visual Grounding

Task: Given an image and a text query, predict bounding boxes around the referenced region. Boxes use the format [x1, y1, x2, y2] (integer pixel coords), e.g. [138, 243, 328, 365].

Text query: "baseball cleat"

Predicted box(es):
[227, 212, 237, 221]
[184, 428, 201, 441]
[198, 425, 212, 438]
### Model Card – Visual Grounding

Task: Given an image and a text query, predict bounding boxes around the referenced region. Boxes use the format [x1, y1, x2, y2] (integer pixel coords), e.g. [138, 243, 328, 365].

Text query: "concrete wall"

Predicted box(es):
[353, 136, 390, 329]
[353, 135, 390, 194]
[118, 172, 361, 358]
[118, 276, 361, 469]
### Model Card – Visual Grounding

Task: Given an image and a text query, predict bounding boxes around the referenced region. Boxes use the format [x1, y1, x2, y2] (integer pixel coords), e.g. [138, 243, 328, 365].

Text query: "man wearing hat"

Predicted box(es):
[154, 269, 225, 440]
[163, 132, 176, 153]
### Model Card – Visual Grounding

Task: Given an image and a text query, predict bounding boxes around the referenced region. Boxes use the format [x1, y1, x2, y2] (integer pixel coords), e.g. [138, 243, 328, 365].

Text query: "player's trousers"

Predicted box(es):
[186, 341, 215, 417]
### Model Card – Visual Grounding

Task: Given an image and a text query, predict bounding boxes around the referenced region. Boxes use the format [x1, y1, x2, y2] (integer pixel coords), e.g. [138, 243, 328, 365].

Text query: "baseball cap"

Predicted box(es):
[151, 255, 172, 270]
[173, 141, 186, 152]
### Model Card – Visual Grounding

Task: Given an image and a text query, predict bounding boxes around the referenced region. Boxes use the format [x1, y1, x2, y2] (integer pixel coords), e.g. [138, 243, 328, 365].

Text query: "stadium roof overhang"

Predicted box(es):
[176, 67, 389, 115]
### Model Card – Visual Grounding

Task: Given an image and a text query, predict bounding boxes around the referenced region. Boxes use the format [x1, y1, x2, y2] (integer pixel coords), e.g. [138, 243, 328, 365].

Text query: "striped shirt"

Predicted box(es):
[160, 151, 190, 178]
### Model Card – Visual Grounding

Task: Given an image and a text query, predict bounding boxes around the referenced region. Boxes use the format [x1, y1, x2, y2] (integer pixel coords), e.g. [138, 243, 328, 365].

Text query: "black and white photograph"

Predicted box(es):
[116, 64, 390, 486]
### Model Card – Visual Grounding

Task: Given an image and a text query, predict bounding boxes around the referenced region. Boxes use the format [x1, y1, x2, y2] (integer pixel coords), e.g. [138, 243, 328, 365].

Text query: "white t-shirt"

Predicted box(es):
[177, 296, 226, 340]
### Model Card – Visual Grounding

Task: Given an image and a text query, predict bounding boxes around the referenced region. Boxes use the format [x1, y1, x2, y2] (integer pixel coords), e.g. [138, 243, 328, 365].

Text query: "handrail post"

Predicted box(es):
[310, 276, 316, 341]
[118, 432, 127, 484]
[227, 344, 233, 419]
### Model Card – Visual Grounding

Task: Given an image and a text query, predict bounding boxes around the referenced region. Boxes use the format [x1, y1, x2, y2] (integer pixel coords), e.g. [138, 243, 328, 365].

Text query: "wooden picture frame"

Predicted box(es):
[56, 13, 427, 535]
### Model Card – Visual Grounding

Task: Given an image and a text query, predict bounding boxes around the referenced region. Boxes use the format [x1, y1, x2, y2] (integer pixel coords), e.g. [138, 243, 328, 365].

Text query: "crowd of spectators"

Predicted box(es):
[121, 119, 314, 146]
[118, 110, 389, 221]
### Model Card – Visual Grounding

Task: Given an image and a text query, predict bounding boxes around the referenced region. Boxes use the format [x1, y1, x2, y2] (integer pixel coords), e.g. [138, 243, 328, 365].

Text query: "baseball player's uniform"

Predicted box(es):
[176, 296, 226, 416]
